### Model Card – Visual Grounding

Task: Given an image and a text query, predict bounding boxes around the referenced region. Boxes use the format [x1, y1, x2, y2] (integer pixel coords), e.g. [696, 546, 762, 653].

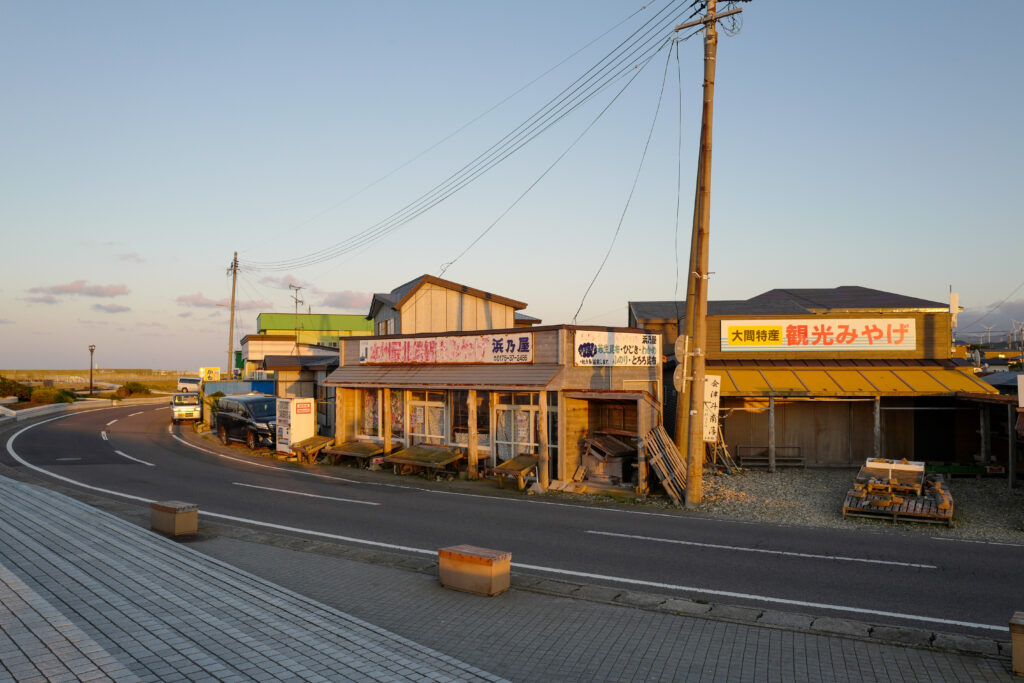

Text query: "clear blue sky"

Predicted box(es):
[2, 1, 1022, 370]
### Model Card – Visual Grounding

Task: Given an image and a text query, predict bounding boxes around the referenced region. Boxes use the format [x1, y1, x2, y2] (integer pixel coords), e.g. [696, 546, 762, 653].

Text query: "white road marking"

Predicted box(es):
[4, 417, 1006, 633]
[154, 407, 166, 412]
[128, 412, 143, 417]
[106, 419, 118, 426]
[100, 431, 108, 441]
[114, 450, 155, 467]
[232, 482, 380, 506]
[931, 537, 1024, 548]
[55, 458, 81, 462]
[586, 531, 937, 569]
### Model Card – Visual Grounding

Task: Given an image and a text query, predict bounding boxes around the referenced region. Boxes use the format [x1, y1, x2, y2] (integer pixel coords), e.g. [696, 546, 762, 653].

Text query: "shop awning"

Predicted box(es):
[716, 366, 995, 397]
[324, 364, 562, 390]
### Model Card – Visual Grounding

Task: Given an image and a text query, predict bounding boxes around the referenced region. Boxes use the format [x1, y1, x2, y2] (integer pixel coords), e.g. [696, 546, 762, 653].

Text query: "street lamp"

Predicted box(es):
[88, 345, 96, 396]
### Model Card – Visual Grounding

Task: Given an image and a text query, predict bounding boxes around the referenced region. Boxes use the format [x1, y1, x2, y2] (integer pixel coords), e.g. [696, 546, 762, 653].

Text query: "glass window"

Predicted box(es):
[359, 389, 379, 437]
[409, 390, 446, 445]
[451, 390, 490, 448]
[389, 390, 404, 438]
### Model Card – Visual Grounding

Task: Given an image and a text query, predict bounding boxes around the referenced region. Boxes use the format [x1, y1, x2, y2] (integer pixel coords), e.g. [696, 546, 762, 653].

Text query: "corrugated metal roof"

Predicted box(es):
[325, 364, 562, 389]
[629, 300, 807, 323]
[747, 286, 947, 311]
[717, 366, 995, 397]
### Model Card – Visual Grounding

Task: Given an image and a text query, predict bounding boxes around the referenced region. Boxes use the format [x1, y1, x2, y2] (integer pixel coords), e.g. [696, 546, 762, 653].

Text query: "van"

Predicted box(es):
[216, 395, 277, 450]
[170, 393, 202, 424]
[177, 377, 201, 393]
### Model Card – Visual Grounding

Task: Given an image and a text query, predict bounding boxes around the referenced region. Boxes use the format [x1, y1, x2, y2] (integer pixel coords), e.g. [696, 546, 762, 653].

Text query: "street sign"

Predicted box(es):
[703, 375, 722, 442]
[673, 335, 690, 391]
[673, 364, 684, 391]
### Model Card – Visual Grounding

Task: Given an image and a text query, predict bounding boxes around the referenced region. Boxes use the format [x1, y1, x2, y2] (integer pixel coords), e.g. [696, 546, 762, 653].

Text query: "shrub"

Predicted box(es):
[0, 376, 32, 401]
[115, 381, 153, 398]
[29, 387, 75, 404]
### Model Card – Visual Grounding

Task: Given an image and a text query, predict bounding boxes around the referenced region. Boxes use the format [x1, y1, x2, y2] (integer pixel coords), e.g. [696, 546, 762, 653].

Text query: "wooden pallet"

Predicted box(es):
[642, 426, 687, 505]
[842, 475, 953, 526]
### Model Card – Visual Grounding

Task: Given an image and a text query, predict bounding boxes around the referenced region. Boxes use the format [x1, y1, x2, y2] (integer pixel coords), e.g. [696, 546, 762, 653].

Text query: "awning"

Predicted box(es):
[324, 363, 562, 390]
[717, 366, 995, 397]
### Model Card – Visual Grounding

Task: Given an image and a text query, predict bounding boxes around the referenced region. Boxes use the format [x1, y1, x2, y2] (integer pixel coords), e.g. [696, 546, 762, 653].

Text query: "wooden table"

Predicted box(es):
[321, 440, 386, 466]
[492, 454, 539, 490]
[290, 435, 334, 464]
[384, 445, 464, 478]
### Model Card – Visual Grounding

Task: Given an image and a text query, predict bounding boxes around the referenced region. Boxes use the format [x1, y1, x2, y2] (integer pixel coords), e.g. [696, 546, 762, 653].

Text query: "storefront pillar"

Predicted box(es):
[382, 388, 392, 455]
[468, 390, 479, 479]
[768, 396, 776, 473]
[1007, 404, 1017, 490]
[980, 405, 991, 463]
[873, 397, 881, 459]
[538, 391, 549, 489]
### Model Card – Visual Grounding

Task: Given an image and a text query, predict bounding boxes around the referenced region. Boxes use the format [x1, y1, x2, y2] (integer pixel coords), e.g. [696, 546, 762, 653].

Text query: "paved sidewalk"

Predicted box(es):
[0, 475, 501, 682]
[0, 471, 1016, 682]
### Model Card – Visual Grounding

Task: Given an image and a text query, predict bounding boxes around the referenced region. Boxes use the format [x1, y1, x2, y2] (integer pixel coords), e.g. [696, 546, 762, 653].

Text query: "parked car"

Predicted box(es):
[170, 393, 202, 424]
[176, 376, 201, 393]
[216, 395, 277, 450]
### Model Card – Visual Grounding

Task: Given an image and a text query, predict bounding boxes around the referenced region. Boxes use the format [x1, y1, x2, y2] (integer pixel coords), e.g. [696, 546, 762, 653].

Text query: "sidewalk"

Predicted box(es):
[0, 471, 1016, 682]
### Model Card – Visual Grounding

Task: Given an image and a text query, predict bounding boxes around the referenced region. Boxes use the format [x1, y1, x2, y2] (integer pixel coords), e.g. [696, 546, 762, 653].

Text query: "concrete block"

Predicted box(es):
[869, 625, 934, 647]
[150, 501, 198, 536]
[438, 545, 511, 597]
[810, 617, 871, 638]
[1009, 611, 1024, 676]
[614, 591, 665, 608]
[659, 598, 711, 616]
[931, 632, 1001, 656]
[758, 610, 814, 629]
[708, 604, 763, 622]
[573, 585, 622, 603]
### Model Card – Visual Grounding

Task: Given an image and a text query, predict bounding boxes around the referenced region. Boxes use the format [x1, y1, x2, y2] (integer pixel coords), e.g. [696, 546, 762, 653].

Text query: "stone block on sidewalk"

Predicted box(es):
[810, 617, 871, 638]
[869, 625, 934, 647]
[931, 632, 1002, 656]
[708, 604, 763, 622]
[758, 610, 814, 629]
[659, 598, 711, 616]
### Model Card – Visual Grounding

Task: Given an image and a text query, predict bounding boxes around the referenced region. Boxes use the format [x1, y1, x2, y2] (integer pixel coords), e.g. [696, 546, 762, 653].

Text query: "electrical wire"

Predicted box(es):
[438, 41, 667, 277]
[240, 1, 707, 273]
[958, 279, 1024, 331]
[673, 38, 684, 325]
[572, 41, 676, 324]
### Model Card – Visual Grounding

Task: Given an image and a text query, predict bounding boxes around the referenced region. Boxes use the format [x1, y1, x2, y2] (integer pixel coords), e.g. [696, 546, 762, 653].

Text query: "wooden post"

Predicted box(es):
[537, 391, 549, 489]
[468, 390, 479, 479]
[1007, 404, 1017, 490]
[382, 388, 392, 455]
[334, 388, 345, 446]
[768, 395, 776, 473]
[981, 405, 991, 463]
[873, 397, 881, 459]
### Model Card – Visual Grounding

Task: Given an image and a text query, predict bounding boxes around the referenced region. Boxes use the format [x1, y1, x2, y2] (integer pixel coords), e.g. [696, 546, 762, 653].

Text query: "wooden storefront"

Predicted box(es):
[324, 325, 663, 493]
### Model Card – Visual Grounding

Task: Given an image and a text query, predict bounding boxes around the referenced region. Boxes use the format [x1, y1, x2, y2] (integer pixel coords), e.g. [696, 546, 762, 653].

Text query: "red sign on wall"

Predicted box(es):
[296, 401, 312, 414]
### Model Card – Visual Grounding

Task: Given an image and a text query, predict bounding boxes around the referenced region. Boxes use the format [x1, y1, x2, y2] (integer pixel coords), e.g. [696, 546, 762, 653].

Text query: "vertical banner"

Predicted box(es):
[703, 375, 722, 442]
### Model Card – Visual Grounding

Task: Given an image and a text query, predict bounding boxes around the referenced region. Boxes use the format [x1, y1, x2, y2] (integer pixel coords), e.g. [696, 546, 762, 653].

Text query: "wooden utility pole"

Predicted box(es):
[227, 252, 238, 378]
[673, 0, 742, 507]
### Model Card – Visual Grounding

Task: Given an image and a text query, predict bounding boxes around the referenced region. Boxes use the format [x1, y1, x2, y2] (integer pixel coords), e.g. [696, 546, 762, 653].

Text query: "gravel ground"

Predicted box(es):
[683, 468, 1024, 543]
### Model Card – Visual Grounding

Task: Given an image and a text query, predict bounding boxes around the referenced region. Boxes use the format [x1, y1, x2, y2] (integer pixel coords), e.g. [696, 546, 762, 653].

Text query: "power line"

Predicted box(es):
[958, 279, 1024, 330]
[572, 41, 676, 324]
[240, 1, 707, 273]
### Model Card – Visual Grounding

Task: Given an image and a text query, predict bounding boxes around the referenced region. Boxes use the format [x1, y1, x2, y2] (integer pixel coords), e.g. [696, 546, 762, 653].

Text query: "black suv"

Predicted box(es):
[216, 395, 277, 450]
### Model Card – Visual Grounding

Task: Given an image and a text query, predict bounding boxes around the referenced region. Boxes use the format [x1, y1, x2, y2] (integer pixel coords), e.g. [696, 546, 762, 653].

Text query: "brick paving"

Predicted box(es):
[0, 472, 1016, 681]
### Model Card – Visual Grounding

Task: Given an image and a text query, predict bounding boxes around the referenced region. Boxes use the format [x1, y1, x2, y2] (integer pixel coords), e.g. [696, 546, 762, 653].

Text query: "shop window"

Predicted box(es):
[358, 389, 379, 438]
[389, 389, 405, 438]
[494, 392, 540, 463]
[451, 390, 490, 448]
[409, 391, 446, 445]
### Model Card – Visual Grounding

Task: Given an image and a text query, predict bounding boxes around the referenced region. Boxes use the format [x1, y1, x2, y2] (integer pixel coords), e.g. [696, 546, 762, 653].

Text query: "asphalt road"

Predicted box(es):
[5, 404, 1021, 636]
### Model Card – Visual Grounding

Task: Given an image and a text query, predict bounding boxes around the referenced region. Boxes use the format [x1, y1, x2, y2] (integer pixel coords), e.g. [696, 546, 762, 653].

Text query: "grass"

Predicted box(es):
[0, 369, 187, 393]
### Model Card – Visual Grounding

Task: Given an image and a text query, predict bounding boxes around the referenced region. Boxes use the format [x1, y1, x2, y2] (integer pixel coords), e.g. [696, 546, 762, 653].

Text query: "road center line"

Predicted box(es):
[106, 419, 118, 426]
[114, 450, 155, 467]
[128, 412, 143, 417]
[585, 530, 937, 569]
[4, 418, 1002, 634]
[232, 482, 380, 506]
[101, 431, 108, 441]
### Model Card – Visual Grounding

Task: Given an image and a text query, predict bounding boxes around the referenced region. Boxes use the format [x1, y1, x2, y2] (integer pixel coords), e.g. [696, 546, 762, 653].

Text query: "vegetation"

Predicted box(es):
[116, 382, 153, 398]
[0, 376, 33, 401]
[28, 387, 77, 404]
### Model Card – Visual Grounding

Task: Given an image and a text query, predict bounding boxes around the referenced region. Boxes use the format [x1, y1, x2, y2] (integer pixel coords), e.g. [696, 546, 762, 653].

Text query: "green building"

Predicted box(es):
[256, 313, 373, 347]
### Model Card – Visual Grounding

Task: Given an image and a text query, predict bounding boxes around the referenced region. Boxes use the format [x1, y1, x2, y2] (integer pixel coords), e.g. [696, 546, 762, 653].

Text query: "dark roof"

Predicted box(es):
[629, 299, 808, 322]
[976, 371, 1021, 389]
[514, 312, 542, 323]
[261, 354, 339, 371]
[747, 287, 946, 311]
[367, 274, 528, 320]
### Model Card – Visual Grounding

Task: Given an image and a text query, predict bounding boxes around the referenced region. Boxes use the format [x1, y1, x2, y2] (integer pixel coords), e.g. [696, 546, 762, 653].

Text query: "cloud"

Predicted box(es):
[0, 319, 12, 324]
[176, 292, 269, 311]
[178, 312, 193, 318]
[29, 280, 130, 298]
[78, 320, 110, 326]
[260, 274, 311, 290]
[23, 295, 58, 304]
[117, 252, 144, 263]
[138, 321, 165, 328]
[320, 290, 372, 310]
[92, 303, 131, 313]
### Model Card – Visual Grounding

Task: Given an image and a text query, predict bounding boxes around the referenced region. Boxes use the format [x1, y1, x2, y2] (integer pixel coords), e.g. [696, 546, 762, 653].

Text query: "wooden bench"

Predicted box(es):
[438, 545, 511, 596]
[321, 440, 386, 466]
[290, 435, 334, 464]
[384, 445, 463, 478]
[492, 454, 539, 490]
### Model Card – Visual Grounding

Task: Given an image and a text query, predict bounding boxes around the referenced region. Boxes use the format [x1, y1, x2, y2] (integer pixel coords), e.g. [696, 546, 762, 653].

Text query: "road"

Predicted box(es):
[5, 404, 1020, 636]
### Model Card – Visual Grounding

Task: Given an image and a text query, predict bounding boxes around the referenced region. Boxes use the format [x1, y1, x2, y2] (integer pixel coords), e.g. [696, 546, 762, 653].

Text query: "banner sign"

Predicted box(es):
[574, 331, 660, 367]
[720, 319, 916, 353]
[703, 375, 722, 442]
[359, 333, 533, 364]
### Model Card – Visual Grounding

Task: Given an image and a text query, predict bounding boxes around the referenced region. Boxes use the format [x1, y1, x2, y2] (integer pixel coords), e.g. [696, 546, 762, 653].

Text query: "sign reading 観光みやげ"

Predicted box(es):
[720, 319, 916, 353]
[574, 331, 660, 367]
[359, 333, 533, 364]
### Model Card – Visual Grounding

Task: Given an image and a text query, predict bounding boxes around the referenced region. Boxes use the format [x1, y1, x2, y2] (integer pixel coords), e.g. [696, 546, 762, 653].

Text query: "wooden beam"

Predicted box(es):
[873, 397, 882, 459]
[768, 395, 776, 473]
[382, 388, 392, 456]
[468, 389, 479, 479]
[538, 390, 549, 489]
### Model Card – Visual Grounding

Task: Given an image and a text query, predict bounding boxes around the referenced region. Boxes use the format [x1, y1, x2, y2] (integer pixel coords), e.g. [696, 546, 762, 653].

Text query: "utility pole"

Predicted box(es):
[289, 283, 304, 353]
[673, 0, 742, 507]
[227, 252, 238, 378]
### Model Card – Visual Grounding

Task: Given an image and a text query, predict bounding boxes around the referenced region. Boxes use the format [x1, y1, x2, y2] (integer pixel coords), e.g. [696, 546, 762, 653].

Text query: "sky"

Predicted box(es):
[2, 0, 1022, 371]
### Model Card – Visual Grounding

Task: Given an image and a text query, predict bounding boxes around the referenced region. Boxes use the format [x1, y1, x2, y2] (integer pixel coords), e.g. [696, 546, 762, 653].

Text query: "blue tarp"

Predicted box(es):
[203, 381, 275, 396]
